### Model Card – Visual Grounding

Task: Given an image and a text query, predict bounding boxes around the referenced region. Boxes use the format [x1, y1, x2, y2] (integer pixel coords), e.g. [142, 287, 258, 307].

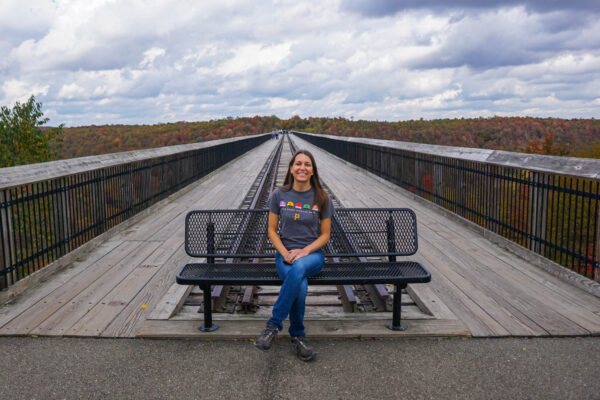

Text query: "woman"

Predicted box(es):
[254, 149, 333, 361]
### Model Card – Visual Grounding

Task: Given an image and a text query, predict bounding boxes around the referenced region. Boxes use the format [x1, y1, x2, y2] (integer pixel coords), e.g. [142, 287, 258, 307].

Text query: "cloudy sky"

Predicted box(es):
[2, 0, 600, 126]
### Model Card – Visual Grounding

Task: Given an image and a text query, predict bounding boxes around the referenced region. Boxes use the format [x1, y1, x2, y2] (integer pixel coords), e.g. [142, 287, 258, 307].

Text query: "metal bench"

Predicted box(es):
[176, 208, 431, 332]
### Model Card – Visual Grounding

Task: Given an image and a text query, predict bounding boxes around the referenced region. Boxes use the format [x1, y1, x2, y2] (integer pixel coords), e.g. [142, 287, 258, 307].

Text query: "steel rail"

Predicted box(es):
[286, 136, 362, 311]
[207, 135, 285, 312]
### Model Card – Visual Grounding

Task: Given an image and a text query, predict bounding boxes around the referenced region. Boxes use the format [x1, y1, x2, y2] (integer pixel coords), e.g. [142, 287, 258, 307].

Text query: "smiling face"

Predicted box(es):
[290, 153, 314, 185]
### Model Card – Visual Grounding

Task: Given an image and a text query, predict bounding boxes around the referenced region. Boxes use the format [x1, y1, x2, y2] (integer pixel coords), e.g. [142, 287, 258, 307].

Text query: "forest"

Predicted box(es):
[56, 116, 600, 159]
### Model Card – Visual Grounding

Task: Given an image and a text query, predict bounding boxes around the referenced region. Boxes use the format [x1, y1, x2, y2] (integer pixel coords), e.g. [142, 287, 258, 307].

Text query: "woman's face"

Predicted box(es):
[291, 154, 314, 184]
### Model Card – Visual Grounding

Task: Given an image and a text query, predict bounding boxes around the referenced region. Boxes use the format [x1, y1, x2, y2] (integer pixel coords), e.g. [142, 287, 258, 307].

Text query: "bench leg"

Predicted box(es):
[386, 283, 407, 331]
[200, 284, 219, 332]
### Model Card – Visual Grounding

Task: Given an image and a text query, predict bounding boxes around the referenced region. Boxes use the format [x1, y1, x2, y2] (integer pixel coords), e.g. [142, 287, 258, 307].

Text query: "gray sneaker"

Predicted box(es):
[291, 336, 317, 361]
[254, 323, 278, 350]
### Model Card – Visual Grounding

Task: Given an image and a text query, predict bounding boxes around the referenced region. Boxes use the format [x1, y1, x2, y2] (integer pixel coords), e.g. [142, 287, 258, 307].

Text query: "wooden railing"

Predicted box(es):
[0, 134, 269, 292]
[294, 131, 600, 284]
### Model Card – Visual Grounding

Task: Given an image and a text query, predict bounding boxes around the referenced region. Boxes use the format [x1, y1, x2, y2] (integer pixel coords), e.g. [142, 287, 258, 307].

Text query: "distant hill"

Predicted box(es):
[57, 116, 600, 159]
[57, 116, 282, 158]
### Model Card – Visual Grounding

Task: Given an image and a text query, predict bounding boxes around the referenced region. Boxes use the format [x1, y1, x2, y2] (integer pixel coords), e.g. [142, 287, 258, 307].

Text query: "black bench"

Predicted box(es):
[176, 208, 431, 332]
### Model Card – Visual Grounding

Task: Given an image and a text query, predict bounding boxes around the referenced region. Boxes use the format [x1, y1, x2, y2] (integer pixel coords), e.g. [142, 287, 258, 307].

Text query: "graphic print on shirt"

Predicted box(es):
[279, 200, 319, 224]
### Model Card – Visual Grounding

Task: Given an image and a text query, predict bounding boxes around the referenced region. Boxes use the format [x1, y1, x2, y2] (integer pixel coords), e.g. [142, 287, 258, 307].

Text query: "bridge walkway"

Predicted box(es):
[295, 135, 600, 337]
[1, 135, 600, 338]
[0, 139, 279, 338]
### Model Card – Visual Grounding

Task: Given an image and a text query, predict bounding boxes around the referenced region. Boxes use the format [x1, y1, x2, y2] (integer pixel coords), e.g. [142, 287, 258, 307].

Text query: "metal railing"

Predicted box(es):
[0, 134, 269, 290]
[294, 131, 600, 281]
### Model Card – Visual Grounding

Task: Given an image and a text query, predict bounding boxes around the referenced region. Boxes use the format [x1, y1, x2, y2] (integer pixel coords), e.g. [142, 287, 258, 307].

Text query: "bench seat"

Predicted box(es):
[177, 261, 430, 286]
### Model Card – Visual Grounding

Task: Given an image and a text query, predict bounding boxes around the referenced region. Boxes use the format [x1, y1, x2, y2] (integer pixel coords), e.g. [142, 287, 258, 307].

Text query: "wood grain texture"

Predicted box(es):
[0, 134, 270, 189]
[0, 140, 278, 337]
[136, 318, 470, 339]
[293, 134, 600, 337]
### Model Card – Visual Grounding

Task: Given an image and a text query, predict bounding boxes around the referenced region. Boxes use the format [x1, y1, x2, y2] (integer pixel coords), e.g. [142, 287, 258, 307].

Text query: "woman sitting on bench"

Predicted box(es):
[254, 149, 333, 361]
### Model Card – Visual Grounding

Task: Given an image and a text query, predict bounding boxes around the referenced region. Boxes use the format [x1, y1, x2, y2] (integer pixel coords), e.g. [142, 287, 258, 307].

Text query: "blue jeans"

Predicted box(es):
[267, 250, 324, 337]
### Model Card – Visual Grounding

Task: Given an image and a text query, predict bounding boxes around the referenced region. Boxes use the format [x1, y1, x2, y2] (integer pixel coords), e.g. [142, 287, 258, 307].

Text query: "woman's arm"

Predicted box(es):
[287, 217, 331, 263]
[268, 212, 289, 258]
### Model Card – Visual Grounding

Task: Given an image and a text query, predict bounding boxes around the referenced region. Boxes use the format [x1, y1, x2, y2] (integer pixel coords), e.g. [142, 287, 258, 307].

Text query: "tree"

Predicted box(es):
[524, 133, 569, 156]
[0, 95, 63, 167]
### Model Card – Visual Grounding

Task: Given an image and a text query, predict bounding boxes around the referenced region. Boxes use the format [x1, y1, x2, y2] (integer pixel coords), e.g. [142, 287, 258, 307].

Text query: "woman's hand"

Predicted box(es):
[285, 248, 311, 264]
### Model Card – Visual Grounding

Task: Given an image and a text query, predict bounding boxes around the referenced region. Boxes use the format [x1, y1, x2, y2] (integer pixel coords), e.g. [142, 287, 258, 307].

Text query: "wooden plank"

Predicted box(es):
[66, 238, 186, 337]
[419, 237, 547, 336]
[27, 241, 158, 336]
[0, 240, 143, 335]
[65, 262, 163, 336]
[0, 239, 122, 329]
[100, 251, 191, 337]
[136, 318, 470, 339]
[428, 219, 600, 316]
[258, 286, 339, 294]
[469, 232, 600, 314]
[448, 237, 598, 335]
[406, 284, 457, 320]
[411, 251, 513, 337]
[173, 303, 432, 321]
[424, 238, 588, 336]
[147, 283, 193, 320]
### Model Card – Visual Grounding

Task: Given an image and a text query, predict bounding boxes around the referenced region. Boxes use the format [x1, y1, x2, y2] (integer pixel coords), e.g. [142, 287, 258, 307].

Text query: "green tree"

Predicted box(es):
[0, 95, 63, 167]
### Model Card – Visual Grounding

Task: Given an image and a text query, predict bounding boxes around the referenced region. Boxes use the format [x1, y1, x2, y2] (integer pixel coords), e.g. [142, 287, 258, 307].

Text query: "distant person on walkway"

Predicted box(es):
[254, 149, 333, 361]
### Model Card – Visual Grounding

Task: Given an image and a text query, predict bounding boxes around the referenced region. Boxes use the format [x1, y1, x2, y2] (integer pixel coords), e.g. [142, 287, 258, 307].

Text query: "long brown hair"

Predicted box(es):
[281, 149, 329, 218]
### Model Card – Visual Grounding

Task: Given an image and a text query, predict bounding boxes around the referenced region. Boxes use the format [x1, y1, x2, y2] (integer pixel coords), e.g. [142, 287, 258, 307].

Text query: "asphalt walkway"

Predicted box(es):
[2, 336, 599, 399]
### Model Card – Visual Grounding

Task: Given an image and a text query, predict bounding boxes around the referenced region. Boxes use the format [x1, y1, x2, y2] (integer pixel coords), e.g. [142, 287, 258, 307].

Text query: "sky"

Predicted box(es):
[1, 0, 600, 126]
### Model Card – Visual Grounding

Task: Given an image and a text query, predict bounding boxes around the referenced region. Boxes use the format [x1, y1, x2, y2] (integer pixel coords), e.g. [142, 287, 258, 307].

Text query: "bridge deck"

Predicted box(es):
[295, 136, 600, 337]
[1, 136, 600, 338]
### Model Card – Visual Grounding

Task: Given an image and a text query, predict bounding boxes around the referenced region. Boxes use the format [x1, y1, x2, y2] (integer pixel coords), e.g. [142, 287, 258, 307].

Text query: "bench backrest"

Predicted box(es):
[185, 208, 418, 259]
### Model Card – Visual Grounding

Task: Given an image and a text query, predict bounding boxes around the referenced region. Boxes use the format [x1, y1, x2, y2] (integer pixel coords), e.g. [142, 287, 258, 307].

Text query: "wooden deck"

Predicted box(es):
[294, 135, 600, 337]
[1, 135, 600, 339]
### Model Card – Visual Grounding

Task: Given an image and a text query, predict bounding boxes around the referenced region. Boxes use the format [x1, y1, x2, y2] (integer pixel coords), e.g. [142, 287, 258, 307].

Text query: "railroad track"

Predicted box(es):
[185, 132, 393, 314]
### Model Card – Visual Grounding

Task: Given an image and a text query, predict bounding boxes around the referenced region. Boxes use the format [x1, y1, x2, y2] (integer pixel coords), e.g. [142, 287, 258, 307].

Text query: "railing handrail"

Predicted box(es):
[293, 130, 600, 291]
[294, 131, 600, 180]
[0, 133, 270, 190]
[0, 133, 271, 293]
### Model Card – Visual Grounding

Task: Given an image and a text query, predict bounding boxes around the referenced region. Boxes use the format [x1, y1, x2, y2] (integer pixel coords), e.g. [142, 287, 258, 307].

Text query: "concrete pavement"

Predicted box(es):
[2, 336, 599, 399]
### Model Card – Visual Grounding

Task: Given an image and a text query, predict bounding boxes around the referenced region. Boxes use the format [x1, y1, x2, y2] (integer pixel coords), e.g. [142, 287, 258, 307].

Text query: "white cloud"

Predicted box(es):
[140, 47, 166, 68]
[58, 83, 86, 100]
[2, 79, 49, 104]
[0, 0, 599, 125]
[218, 43, 292, 76]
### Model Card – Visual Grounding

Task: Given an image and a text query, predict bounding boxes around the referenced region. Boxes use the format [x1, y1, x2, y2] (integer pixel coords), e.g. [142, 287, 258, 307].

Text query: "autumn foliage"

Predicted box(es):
[58, 116, 282, 158]
[56, 115, 600, 159]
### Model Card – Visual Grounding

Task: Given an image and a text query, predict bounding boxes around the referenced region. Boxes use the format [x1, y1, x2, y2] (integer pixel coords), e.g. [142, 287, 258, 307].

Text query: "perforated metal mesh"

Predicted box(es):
[186, 210, 272, 258]
[177, 261, 430, 285]
[329, 208, 417, 256]
[185, 208, 418, 258]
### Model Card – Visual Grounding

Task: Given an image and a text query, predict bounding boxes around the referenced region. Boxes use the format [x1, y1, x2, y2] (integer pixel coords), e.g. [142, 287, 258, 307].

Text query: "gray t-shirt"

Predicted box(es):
[267, 187, 334, 250]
